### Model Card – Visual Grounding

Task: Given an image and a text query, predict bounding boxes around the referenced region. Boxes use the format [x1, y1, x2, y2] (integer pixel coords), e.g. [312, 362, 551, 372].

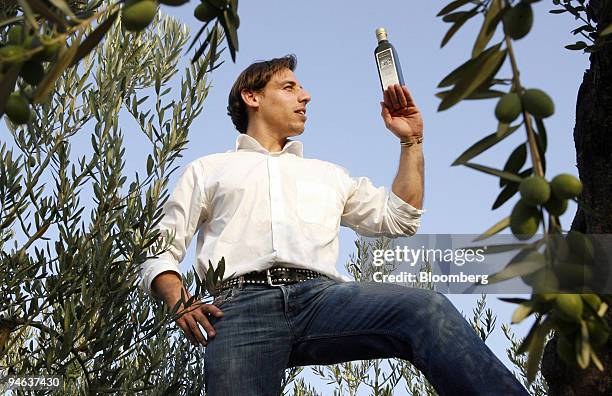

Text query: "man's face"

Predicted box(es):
[248, 68, 311, 137]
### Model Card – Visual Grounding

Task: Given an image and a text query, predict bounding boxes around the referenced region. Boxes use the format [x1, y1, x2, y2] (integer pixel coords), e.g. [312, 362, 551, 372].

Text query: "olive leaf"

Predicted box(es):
[220, 7, 239, 62]
[452, 123, 521, 165]
[0, 62, 22, 117]
[565, 41, 588, 50]
[532, 118, 547, 174]
[71, 10, 119, 67]
[440, 7, 479, 48]
[474, 216, 510, 242]
[462, 243, 528, 255]
[500, 144, 527, 187]
[511, 302, 533, 324]
[437, 0, 473, 17]
[492, 181, 519, 209]
[24, 0, 68, 28]
[438, 43, 502, 88]
[462, 162, 523, 183]
[577, 319, 591, 369]
[590, 348, 605, 371]
[33, 30, 83, 103]
[472, 0, 503, 57]
[438, 49, 507, 111]
[526, 317, 554, 383]
[486, 250, 546, 284]
[498, 297, 530, 304]
[600, 23, 612, 36]
[47, 0, 76, 19]
[16, 0, 40, 30]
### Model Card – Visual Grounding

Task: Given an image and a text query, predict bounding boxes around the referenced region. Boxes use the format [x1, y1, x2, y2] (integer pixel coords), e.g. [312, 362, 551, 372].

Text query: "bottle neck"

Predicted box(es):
[377, 39, 389, 44]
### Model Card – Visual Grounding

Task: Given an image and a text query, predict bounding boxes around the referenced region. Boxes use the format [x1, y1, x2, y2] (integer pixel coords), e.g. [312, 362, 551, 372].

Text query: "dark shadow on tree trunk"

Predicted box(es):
[541, 1, 612, 394]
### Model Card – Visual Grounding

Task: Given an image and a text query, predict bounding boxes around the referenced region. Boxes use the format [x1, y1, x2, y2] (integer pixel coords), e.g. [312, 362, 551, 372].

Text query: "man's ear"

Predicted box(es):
[240, 89, 260, 110]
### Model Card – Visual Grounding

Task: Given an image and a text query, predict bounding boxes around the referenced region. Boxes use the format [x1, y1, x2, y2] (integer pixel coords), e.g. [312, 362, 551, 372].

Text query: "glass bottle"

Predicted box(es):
[374, 27, 405, 92]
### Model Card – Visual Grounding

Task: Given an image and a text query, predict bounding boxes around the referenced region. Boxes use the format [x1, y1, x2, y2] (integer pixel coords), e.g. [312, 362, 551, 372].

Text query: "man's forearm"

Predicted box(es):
[391, 145, 424, 209]
[151, 271, 187, 306]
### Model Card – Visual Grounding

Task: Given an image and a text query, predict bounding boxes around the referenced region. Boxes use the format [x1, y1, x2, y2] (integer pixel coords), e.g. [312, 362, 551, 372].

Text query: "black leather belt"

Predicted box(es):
[213, 266, 329, 295]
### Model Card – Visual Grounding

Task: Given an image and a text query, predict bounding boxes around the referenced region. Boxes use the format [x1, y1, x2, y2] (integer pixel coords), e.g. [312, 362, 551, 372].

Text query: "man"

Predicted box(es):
[140, 55, 529, 395]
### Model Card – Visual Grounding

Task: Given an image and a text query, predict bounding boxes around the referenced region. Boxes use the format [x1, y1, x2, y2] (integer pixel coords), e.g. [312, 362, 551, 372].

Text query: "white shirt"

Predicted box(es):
[140, 134, 425, 296]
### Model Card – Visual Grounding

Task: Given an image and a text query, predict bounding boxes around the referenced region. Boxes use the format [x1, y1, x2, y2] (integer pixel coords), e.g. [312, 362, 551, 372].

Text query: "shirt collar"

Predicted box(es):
[235, 134, 304, 158]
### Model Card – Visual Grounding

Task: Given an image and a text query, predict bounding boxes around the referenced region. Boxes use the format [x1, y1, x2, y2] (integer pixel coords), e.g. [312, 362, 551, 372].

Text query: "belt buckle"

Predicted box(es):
[266, 268, 284, 287]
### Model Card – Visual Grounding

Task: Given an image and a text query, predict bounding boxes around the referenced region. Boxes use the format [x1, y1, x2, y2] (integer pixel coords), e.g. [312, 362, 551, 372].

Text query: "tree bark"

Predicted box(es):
[541, 1, 612, 394]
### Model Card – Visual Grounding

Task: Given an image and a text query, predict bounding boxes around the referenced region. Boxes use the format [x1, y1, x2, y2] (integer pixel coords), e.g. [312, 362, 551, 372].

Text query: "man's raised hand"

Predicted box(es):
[380, 84, 424, 141]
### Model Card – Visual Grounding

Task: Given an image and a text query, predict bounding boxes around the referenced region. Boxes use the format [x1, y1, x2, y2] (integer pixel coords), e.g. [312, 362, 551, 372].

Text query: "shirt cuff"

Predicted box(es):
[140, 258, 181, 298]
[389, 190, 426, 216]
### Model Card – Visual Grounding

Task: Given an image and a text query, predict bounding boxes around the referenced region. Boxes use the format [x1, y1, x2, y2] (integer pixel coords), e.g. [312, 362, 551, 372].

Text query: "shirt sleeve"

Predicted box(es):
[335, 165, 425, 237]
[139, 162, 209, 297]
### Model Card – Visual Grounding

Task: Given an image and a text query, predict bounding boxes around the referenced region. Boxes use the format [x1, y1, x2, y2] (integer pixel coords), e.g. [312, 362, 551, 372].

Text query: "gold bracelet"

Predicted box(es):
[400, 136, 423, 147]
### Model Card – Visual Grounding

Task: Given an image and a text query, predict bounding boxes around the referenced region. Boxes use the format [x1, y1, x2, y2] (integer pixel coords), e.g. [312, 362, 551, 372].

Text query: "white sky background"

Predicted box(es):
[1, 0, 591, 393]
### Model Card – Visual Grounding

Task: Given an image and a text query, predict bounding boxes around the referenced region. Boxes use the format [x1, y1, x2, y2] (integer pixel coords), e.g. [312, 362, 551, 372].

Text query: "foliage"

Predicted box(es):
[0, 0, 239, 126]
[436, 0, 610, 383]
[0, 9, 222, 394]
[502, 322, 550, 395]
[550, 0, 612, 52]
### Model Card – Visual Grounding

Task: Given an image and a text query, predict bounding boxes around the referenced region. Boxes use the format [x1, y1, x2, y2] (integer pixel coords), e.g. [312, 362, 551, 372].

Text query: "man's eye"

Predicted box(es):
[284, 86, 293, 90]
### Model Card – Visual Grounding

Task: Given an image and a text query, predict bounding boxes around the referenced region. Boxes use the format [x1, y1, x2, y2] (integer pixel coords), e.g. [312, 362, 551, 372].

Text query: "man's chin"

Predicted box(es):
[287, 127, 305, 137]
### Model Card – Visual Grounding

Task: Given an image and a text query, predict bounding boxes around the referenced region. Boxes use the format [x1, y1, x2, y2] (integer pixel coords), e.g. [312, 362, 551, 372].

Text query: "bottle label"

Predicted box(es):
[376, 48, 400, 90]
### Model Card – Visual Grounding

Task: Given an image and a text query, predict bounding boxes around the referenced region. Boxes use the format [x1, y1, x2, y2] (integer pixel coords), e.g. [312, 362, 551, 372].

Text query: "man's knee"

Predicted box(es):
[423, 289, 457, 314]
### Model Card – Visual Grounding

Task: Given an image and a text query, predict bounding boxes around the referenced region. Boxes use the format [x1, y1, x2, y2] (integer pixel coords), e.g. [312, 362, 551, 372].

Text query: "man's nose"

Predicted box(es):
[300, 89, 311, 104]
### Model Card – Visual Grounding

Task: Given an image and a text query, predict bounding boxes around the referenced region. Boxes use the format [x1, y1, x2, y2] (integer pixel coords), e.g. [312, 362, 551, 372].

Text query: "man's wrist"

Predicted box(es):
[400, 137, 423, 153]
[399, 136, 423, 148]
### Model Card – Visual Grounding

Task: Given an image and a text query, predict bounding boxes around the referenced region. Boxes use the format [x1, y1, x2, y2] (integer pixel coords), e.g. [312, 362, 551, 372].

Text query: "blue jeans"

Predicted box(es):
[204, 277, 529, 395]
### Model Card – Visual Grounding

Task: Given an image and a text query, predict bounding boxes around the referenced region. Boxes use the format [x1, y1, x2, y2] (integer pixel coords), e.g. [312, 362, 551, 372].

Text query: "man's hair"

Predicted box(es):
[227, 54, 297, 134]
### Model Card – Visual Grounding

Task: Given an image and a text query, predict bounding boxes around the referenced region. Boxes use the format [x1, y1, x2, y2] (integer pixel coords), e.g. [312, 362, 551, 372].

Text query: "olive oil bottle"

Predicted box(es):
[374, 27, 405, 92]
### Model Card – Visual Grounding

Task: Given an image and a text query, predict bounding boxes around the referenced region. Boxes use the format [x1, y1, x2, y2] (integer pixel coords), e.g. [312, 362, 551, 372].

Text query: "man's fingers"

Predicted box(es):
[207, 303, 225, 317]
[396, 84, 408, 108]
[383, 88, 392, 108]
[380, 102, 391, 126]
[194, 311, 217, 339]
[402, 85, 417, 108]
[177, 319, 198, 346]
[185, 315, 208, 347]
[387, 84, 399, 109]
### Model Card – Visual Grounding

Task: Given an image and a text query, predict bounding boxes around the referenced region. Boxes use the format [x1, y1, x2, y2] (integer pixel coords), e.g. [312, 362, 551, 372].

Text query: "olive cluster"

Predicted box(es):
[0, 25, 60, 124]
[517, 231, 608, 364]
[121, 0, 160, 32]
[521, 230, 593, 290]
[533, 293, 608, 367]
[503, 1, 533, 41]
[495, 1, 555, 125]
[495, 88, 555, 123]
[194, 0, 238, 26]
[511, 173, 583, 239]
[1, 0, 233, 125]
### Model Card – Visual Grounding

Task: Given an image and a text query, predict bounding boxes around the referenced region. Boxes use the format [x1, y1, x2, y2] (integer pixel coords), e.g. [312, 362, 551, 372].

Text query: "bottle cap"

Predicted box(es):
[376, 27, 388, 42]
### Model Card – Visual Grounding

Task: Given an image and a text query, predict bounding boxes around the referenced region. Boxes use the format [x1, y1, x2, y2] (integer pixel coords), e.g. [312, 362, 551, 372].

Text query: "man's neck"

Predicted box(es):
[245, 131, 288, 153]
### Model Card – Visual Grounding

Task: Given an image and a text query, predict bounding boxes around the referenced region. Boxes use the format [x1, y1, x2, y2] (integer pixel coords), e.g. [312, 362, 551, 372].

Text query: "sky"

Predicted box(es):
[2, 0, 592, 394]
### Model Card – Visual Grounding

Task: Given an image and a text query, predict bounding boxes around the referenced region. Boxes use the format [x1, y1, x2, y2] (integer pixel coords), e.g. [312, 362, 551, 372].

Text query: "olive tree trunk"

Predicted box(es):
[541, 1, 612, 394]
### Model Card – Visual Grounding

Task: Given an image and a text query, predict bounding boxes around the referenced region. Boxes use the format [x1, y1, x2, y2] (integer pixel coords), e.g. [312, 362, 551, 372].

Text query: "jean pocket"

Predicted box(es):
[212, 286, 237, 308]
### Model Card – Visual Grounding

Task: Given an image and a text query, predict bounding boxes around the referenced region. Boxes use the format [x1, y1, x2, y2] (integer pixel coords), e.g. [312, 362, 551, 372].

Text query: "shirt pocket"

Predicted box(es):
[296, 181, 339, 229]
